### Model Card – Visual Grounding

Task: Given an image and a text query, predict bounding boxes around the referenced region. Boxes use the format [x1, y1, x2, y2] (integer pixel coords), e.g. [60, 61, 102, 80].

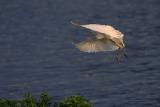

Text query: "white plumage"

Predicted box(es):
[71, 21, 125, 53]
[76, 38, 119, 53]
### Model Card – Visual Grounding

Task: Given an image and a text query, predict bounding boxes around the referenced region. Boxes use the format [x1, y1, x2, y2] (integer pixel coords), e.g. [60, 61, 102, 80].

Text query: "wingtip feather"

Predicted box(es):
[70, 21, 81, 26]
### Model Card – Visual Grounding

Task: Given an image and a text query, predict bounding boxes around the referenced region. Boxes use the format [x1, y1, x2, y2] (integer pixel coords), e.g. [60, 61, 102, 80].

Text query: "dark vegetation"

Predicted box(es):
[0, 92, 93, 107]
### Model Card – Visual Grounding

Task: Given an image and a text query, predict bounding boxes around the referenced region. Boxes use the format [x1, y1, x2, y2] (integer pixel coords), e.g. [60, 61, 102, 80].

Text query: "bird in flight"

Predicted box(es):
[71, 21, 127, 62]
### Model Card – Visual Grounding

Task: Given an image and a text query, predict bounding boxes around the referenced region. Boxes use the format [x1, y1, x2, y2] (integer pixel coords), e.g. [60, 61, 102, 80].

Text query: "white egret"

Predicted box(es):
[71, 21, 127, 61]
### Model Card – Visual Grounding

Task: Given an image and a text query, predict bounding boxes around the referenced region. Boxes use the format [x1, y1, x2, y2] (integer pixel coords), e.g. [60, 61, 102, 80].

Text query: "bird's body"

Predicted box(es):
[71, 21, 125, 53]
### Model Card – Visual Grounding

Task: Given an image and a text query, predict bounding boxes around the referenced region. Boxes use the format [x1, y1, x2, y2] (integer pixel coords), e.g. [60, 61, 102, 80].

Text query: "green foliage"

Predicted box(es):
[0, 92, 51, 107]
[0, 93, 93, 107]
[38, 92, 51, 107]
[20, 93, 37, 107]
[0, 99, 19, 107]
[55, 96, 93, 107]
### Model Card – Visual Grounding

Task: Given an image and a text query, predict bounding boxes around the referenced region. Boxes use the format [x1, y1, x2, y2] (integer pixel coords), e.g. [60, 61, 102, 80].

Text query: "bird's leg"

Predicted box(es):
[114, 50, 120, 63]
[117, 49, 128, 62]
[114, 49, 127, 63]
[120, 49, 128, 59]
[123, 50, 128, 58]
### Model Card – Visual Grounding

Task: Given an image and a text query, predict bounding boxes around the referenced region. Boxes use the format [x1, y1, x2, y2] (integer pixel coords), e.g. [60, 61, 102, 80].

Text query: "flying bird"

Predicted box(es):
[71, 21, 127, 61]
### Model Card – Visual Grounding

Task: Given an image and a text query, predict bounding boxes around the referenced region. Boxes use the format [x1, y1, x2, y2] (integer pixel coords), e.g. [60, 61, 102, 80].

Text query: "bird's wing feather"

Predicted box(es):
[81, 24, 123, 38]
[71, 21, 124, 39]
[76, 38, 119, 53]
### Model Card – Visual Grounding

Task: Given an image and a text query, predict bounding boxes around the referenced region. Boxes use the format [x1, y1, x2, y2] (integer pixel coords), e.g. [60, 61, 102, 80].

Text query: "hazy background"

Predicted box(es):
[0, 0, 160, 106]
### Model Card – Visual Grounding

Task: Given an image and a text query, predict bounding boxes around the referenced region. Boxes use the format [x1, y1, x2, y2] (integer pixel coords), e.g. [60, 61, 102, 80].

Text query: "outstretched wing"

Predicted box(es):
[71, 21, 124, 39]
[76, 38, 119, 53]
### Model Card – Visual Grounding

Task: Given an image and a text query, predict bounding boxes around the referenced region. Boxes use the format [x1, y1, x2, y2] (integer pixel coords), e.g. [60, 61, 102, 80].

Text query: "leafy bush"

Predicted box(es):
[0, 92, 51, 107]
[0, 93, 93, 107]
[55, 96, 93, 107]
[0, 99, 19, 107]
